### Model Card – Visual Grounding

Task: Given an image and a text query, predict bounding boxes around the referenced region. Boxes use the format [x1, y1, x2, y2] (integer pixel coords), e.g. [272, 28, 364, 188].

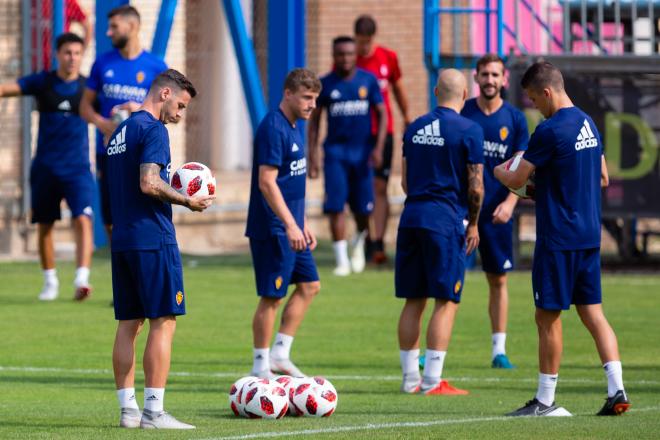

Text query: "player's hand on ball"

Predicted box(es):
[465, 223, 479, 255]
[186, 194, 215, 212]
[286, 224, 306, 252]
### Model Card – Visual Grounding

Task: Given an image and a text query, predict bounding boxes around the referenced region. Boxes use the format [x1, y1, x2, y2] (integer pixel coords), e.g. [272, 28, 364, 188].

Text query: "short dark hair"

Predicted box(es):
[108, 5, 140, 22]
[354, 15, 377, 36]
[55, 32, 84, 51]
[520, 61, 564, 92]
[283, 68, 322, 93]
[333, 36, 355, 47]
[151, 69, 197, 98]
[476, 53, 505, 73]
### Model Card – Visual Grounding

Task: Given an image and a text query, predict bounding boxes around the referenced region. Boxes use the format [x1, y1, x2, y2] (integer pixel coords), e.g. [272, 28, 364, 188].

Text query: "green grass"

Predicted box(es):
[1, 245, 659, 439]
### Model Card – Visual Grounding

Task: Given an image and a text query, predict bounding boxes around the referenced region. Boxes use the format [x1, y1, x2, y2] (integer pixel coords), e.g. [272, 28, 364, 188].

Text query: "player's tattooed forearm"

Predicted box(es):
[140, 163, 188, 206]
[467, 163, 484, 224]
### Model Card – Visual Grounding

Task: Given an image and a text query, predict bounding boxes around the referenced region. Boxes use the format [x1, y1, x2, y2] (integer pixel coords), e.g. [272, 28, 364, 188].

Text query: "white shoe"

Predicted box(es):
[401, 373, 422, 394]
[119, 408, 141, 428]
[333, 265, 351, 276]
[74, 284, 92, 301]
[140, 409, 195, 429]
[350, 231, 367, 273]
[250, 369, 276, 379]
[38, 283, 59, 301]
[270, 357, 305, 377]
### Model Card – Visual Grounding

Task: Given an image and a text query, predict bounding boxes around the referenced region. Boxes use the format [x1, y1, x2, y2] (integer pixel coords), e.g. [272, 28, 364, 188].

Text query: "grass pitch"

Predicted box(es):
[1, 245, 659, 439]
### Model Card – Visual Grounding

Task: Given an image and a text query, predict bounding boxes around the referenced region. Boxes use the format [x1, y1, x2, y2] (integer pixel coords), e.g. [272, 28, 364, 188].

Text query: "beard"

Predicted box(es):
[479, 85, 500, 100]
[112, 36, 129, 49]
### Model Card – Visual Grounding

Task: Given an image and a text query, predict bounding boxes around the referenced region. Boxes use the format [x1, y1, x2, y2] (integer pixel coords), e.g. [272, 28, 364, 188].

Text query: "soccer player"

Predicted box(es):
[495, 61, 629, 416]
[354, 15, 412, 265]
[246, 68, 322, 378]
[107, 69, 212, 429]
[308, 36, 387, 276]
[0, 33, 93, 301]
[461, 54, 529, 369]
[396, 69, 484, 395]
[80, 5, 167, 239]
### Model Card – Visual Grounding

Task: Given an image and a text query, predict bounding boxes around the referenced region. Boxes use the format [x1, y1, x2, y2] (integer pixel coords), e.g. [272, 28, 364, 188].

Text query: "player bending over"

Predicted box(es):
[396, 69, 484, 395]
[495, 61, 629, 417]
[108, 69, 213, 429]
[246, 68, 322, 378]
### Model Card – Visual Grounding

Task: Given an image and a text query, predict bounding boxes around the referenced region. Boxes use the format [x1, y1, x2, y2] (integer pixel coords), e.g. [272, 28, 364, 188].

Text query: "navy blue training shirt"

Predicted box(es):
[105, 110, 176, 251]
[461, 98, 529, 215]
[400, 106, 485, 235]
[317, 68, 383, 162]
[523, 106, 603, 251]
[246, 109, 307, 240]
[18, 70, 90, 172]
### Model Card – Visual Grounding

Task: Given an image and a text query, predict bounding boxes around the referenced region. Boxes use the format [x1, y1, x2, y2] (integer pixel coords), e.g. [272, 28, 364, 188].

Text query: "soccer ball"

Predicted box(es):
[228, 376, 256, 417]
[290, 376, 338, 417]
[170, 162, 216, 197]
[504, 152, 535, 199]
[242, 378, 289, 419]
[273, 375, 302, 416]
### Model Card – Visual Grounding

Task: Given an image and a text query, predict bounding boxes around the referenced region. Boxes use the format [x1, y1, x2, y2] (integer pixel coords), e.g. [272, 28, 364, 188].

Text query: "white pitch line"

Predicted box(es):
[1, 365, 659, 386]
[196, 406, 660, 440]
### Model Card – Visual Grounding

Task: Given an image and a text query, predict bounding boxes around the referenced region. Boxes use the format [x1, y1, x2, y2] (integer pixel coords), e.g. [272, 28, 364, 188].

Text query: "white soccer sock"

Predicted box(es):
[422, 349, 447, 384]
[603, 361, 624, 397]
[253, 348, 270, 373]
[492, 332, 507, 358]
[271, 333, 294, 360]
[535, 372, 558, 406]
[74, 267, 90, 287]
[43, 268, 58, 286]
[332, 240, 350, 268]
[399, 349, 421, 376]
[144, 387, 164, 413]
[117, 387, 139, 410]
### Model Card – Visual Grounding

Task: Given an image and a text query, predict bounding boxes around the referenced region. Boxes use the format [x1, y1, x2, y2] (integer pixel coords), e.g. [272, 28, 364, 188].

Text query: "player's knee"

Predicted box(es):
[301, 281, 321, 297]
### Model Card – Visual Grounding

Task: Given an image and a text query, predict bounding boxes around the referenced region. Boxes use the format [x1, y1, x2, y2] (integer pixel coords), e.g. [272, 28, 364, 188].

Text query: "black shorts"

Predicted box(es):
[373, 133, 394, 181]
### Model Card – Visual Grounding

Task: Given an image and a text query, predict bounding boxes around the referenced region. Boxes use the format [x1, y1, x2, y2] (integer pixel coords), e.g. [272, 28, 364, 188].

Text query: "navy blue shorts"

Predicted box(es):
[96, 153, 112, 225]
[532, 245, 602, 310]
[30, 164, 94, 224]
[249, 235, 319, 299]
[112, 244, 186, 320]
[478, 219, 514, 274]
[395, 227, 466, 302]
[323, 156, 374, 215]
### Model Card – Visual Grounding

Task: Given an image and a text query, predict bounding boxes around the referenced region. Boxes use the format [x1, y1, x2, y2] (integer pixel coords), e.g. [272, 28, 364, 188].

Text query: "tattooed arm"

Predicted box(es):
[139, 163, 213, 212]
[465, 163, 484, 255]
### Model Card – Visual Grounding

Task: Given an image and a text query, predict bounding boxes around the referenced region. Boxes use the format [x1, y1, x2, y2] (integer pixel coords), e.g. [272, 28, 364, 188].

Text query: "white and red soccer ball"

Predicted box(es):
[228, 376, 256, 417]
[239, 378, 289, 419]
[273, 375, 303, 416]
[290, 376, 338, 418]
[170, 162, 216, 197]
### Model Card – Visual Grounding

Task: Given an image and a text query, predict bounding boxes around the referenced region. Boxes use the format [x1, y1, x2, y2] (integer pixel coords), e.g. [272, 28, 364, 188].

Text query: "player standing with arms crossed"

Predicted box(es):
[0, 33, 94, 301]
[461, 54, 529, 369]
[108, 70, 212, 429]
[80, 5, 167, 239]
[495, 61, 629, 416]
[396, 69, 484, 395]
[354, 15, 412, 265]
[308, 36, 387, 276]
[246, 68, 322, 378]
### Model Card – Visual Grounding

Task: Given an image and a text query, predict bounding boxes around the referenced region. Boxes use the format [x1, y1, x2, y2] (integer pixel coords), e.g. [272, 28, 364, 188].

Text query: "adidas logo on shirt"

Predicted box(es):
[57, 100, 71, 111]
[330, 89, 341, 99]
[575, 119, 598, 150]
[107, 126, 127, 156]
[104, 69, 114, 78]
[292, 143, 299, 152]
[412, 119, 444, 146]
